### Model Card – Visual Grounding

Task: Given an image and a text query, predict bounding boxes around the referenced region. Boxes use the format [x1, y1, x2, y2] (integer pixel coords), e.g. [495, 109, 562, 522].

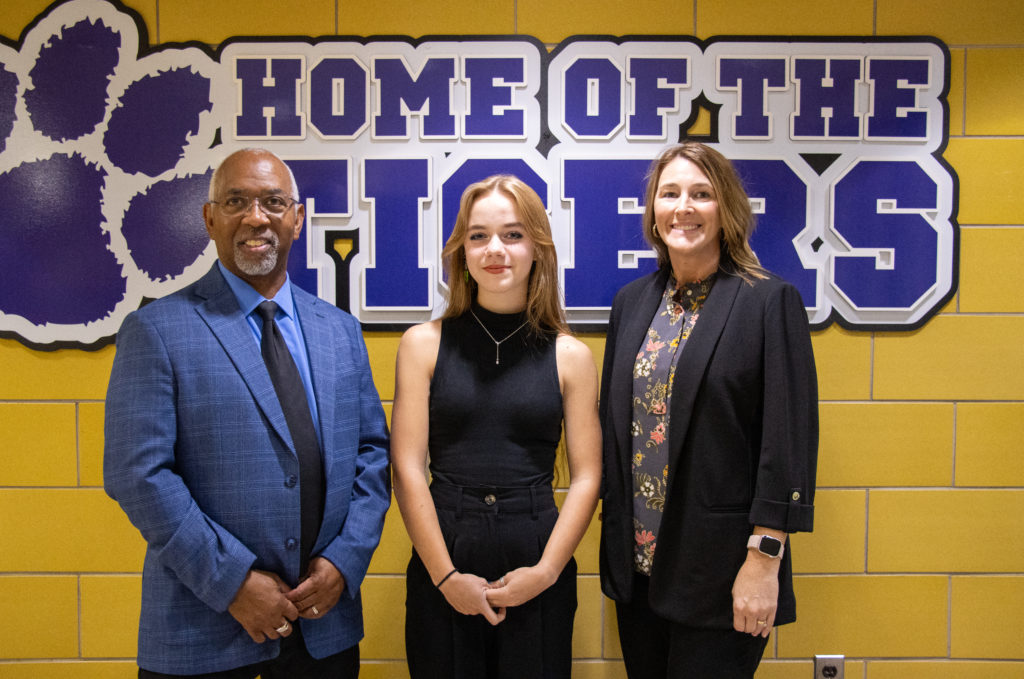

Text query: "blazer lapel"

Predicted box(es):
[293, 289, 334, 473]
[664, 271, 742, 481]
[193, 265, 296, 453]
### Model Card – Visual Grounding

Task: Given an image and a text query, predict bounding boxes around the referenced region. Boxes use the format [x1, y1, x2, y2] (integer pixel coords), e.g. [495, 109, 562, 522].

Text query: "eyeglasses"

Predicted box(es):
[209, 194, 298, 216]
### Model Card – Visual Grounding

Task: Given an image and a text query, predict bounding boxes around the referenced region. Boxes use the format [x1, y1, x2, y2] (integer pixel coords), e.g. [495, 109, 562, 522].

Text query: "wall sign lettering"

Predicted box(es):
[0, 0, 957, 347]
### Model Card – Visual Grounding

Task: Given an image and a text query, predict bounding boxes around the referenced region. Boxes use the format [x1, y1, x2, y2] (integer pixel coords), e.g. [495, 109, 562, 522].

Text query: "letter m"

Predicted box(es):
[372, 56, 457, 139]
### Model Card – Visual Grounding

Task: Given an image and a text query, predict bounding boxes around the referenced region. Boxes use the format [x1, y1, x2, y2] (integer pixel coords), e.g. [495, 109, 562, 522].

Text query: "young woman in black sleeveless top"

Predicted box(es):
[392, 175, 601, 678]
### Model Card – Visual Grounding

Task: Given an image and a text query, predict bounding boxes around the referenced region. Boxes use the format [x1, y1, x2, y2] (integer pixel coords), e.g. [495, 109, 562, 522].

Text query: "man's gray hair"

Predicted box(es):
[207, 147, 300, 202]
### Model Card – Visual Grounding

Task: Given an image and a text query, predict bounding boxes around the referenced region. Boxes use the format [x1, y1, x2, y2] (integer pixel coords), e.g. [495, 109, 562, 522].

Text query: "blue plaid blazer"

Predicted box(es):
[104, 264, 390, 674]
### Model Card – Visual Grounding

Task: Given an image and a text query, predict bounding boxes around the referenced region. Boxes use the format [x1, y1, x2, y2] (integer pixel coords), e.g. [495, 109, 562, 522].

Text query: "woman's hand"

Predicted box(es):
[731, 549, 781, 638]
[439, 571, 507, 626]
[483, 564, 558, 609]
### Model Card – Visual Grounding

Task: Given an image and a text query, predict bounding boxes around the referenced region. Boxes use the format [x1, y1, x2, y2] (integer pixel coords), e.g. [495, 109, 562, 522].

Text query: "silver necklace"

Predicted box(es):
[470, 309, 529, 365]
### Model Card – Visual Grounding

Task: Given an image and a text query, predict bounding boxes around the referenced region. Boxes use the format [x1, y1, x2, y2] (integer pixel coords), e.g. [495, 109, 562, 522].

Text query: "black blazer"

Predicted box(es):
[598, 265, 818, 629]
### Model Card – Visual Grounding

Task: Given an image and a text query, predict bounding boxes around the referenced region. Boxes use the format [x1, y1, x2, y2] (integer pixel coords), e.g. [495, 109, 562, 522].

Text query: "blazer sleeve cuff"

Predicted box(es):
[317, 444, 391, 601]
[750, 491, 814, 534]
[159, 504, 258, 613]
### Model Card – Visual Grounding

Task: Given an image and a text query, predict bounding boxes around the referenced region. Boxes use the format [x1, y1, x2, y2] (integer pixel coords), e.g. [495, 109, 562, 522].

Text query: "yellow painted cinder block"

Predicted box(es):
[0, 489, 145, 572]
[367, 497, 413, 575]
[931, 296, 956, 316]
[358, 662, 411, 679]
[0, 662, 136, 679]
[947, 48, 964, 136]
[574, 507, 601, 575]
[754, 662, 809, 679]
[0, 340, 114, 401]
[868, 489, 1024, 572]
[955, 403, 1024, 487]
[810, 327, 872, 400]
[874, 316, 1024, 400]
[518, 0, 691, 43]
[698, 0, 873, 37]
[80, 575, 141, 658]
[945, 137, 1024, 225]
[574, 575, 604, 658]
[762, 629, 776, 660]
[1, 0, 155, 41]
[777, 575, 948, 657]
[0, 1, 47, 37]
[340, 0, 514, 37]
[571, 660, 628, 679]
[365, 332, 401, 402]
[789, 490, 866, 574]
[577, 333, 606, 383]
[79, 401, 106, 487]
[123, 1, 158, 42]
[360, 575, 407, 660]
[951, 576, 1024, 660]
[0, 575, 79, 659]
[878, 0, 1024, 45]
[158, 0, 336, 44]
[818, 402, 954, 487]
[959, 228, 1024, 313]
[757, 660, 865, 679]
[602, 596, 623, 659]
[965, 48, 1024, 135]
[0, 403, 77, 487]
[867, 660, 1024, 678]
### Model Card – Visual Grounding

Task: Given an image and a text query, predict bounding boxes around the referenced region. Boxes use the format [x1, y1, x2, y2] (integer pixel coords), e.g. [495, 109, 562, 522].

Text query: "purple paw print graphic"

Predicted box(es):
[0, 1, 223, 345]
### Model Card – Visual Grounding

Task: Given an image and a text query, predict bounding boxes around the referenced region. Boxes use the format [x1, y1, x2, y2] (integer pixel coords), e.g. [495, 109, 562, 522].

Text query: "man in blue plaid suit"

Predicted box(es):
[104, 148, 390, 678]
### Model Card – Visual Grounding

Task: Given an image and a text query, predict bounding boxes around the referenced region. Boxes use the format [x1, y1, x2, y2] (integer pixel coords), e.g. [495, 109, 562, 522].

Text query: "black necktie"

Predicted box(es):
[257, 301, 324, 575]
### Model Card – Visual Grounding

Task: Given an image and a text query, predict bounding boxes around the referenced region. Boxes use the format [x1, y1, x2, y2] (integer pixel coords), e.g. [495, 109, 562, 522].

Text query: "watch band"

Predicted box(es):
[747, 534, 784, 558]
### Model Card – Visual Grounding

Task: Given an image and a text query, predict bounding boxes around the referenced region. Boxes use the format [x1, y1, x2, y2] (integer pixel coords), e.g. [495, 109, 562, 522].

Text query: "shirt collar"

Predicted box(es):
[217, 261, 297, 320]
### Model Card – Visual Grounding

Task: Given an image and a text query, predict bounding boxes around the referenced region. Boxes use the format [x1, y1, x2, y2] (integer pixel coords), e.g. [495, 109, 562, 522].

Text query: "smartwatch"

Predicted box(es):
[747, 534, 784, 559]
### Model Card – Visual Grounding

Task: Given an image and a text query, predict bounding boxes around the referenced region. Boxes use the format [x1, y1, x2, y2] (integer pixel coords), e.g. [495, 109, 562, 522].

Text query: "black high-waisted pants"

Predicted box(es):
[405, 481, 577, 679]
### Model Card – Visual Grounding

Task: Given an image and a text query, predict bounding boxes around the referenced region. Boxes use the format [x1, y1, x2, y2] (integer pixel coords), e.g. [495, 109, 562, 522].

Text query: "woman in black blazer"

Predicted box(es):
[599, 142, 818, 677]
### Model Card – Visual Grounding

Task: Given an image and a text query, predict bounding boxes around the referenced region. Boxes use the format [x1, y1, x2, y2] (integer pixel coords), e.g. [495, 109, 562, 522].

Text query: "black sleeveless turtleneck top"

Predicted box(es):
[428, 304, 563, 488]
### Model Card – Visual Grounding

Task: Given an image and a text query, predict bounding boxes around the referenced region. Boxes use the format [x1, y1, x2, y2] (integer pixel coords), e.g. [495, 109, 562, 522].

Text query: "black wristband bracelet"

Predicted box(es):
[436, 568, 458, 589]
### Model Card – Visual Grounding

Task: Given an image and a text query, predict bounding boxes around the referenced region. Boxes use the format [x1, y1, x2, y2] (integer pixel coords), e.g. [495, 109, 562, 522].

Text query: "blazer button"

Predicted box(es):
[285, 475, 297, 488]
[484, 494, 497, 506]
[791, 491, 801, 501]
[285, 538, 298, 551]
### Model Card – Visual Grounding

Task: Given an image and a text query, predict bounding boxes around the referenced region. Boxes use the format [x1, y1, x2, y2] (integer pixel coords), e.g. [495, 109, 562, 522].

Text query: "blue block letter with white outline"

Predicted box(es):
[362, 158, 431, 308]
[235, 57, 304, 138]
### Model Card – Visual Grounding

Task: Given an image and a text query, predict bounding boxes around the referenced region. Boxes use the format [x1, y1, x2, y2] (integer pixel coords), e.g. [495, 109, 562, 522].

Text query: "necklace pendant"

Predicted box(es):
[470, 309, 528, 369]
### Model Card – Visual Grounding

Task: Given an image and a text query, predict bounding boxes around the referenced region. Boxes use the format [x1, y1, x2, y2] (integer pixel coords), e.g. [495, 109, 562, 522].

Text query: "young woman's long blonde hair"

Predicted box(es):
[441, 175, 568, 335]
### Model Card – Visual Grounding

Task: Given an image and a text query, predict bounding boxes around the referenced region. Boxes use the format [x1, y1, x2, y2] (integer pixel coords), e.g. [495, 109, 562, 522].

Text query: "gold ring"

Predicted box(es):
[756, 619, 767, 625]
[311, 606, 320, 616]
[275, 621, 290, 634]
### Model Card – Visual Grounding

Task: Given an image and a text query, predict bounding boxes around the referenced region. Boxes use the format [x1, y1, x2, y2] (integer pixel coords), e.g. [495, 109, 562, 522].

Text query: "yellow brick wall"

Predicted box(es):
[1, 0, 1022, 677]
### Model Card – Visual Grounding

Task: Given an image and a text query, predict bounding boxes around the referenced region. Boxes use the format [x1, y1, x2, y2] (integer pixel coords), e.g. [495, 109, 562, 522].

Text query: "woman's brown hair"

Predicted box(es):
[642, 142, 767, 282]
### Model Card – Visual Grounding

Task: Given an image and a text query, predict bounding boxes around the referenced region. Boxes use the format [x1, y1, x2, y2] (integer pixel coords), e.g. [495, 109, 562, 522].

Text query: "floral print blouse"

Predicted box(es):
[630, 273, 715, 575]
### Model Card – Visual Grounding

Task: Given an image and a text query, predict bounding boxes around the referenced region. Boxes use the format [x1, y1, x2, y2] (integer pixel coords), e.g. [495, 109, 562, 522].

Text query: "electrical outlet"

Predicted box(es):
[814, 655, 844, 679]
